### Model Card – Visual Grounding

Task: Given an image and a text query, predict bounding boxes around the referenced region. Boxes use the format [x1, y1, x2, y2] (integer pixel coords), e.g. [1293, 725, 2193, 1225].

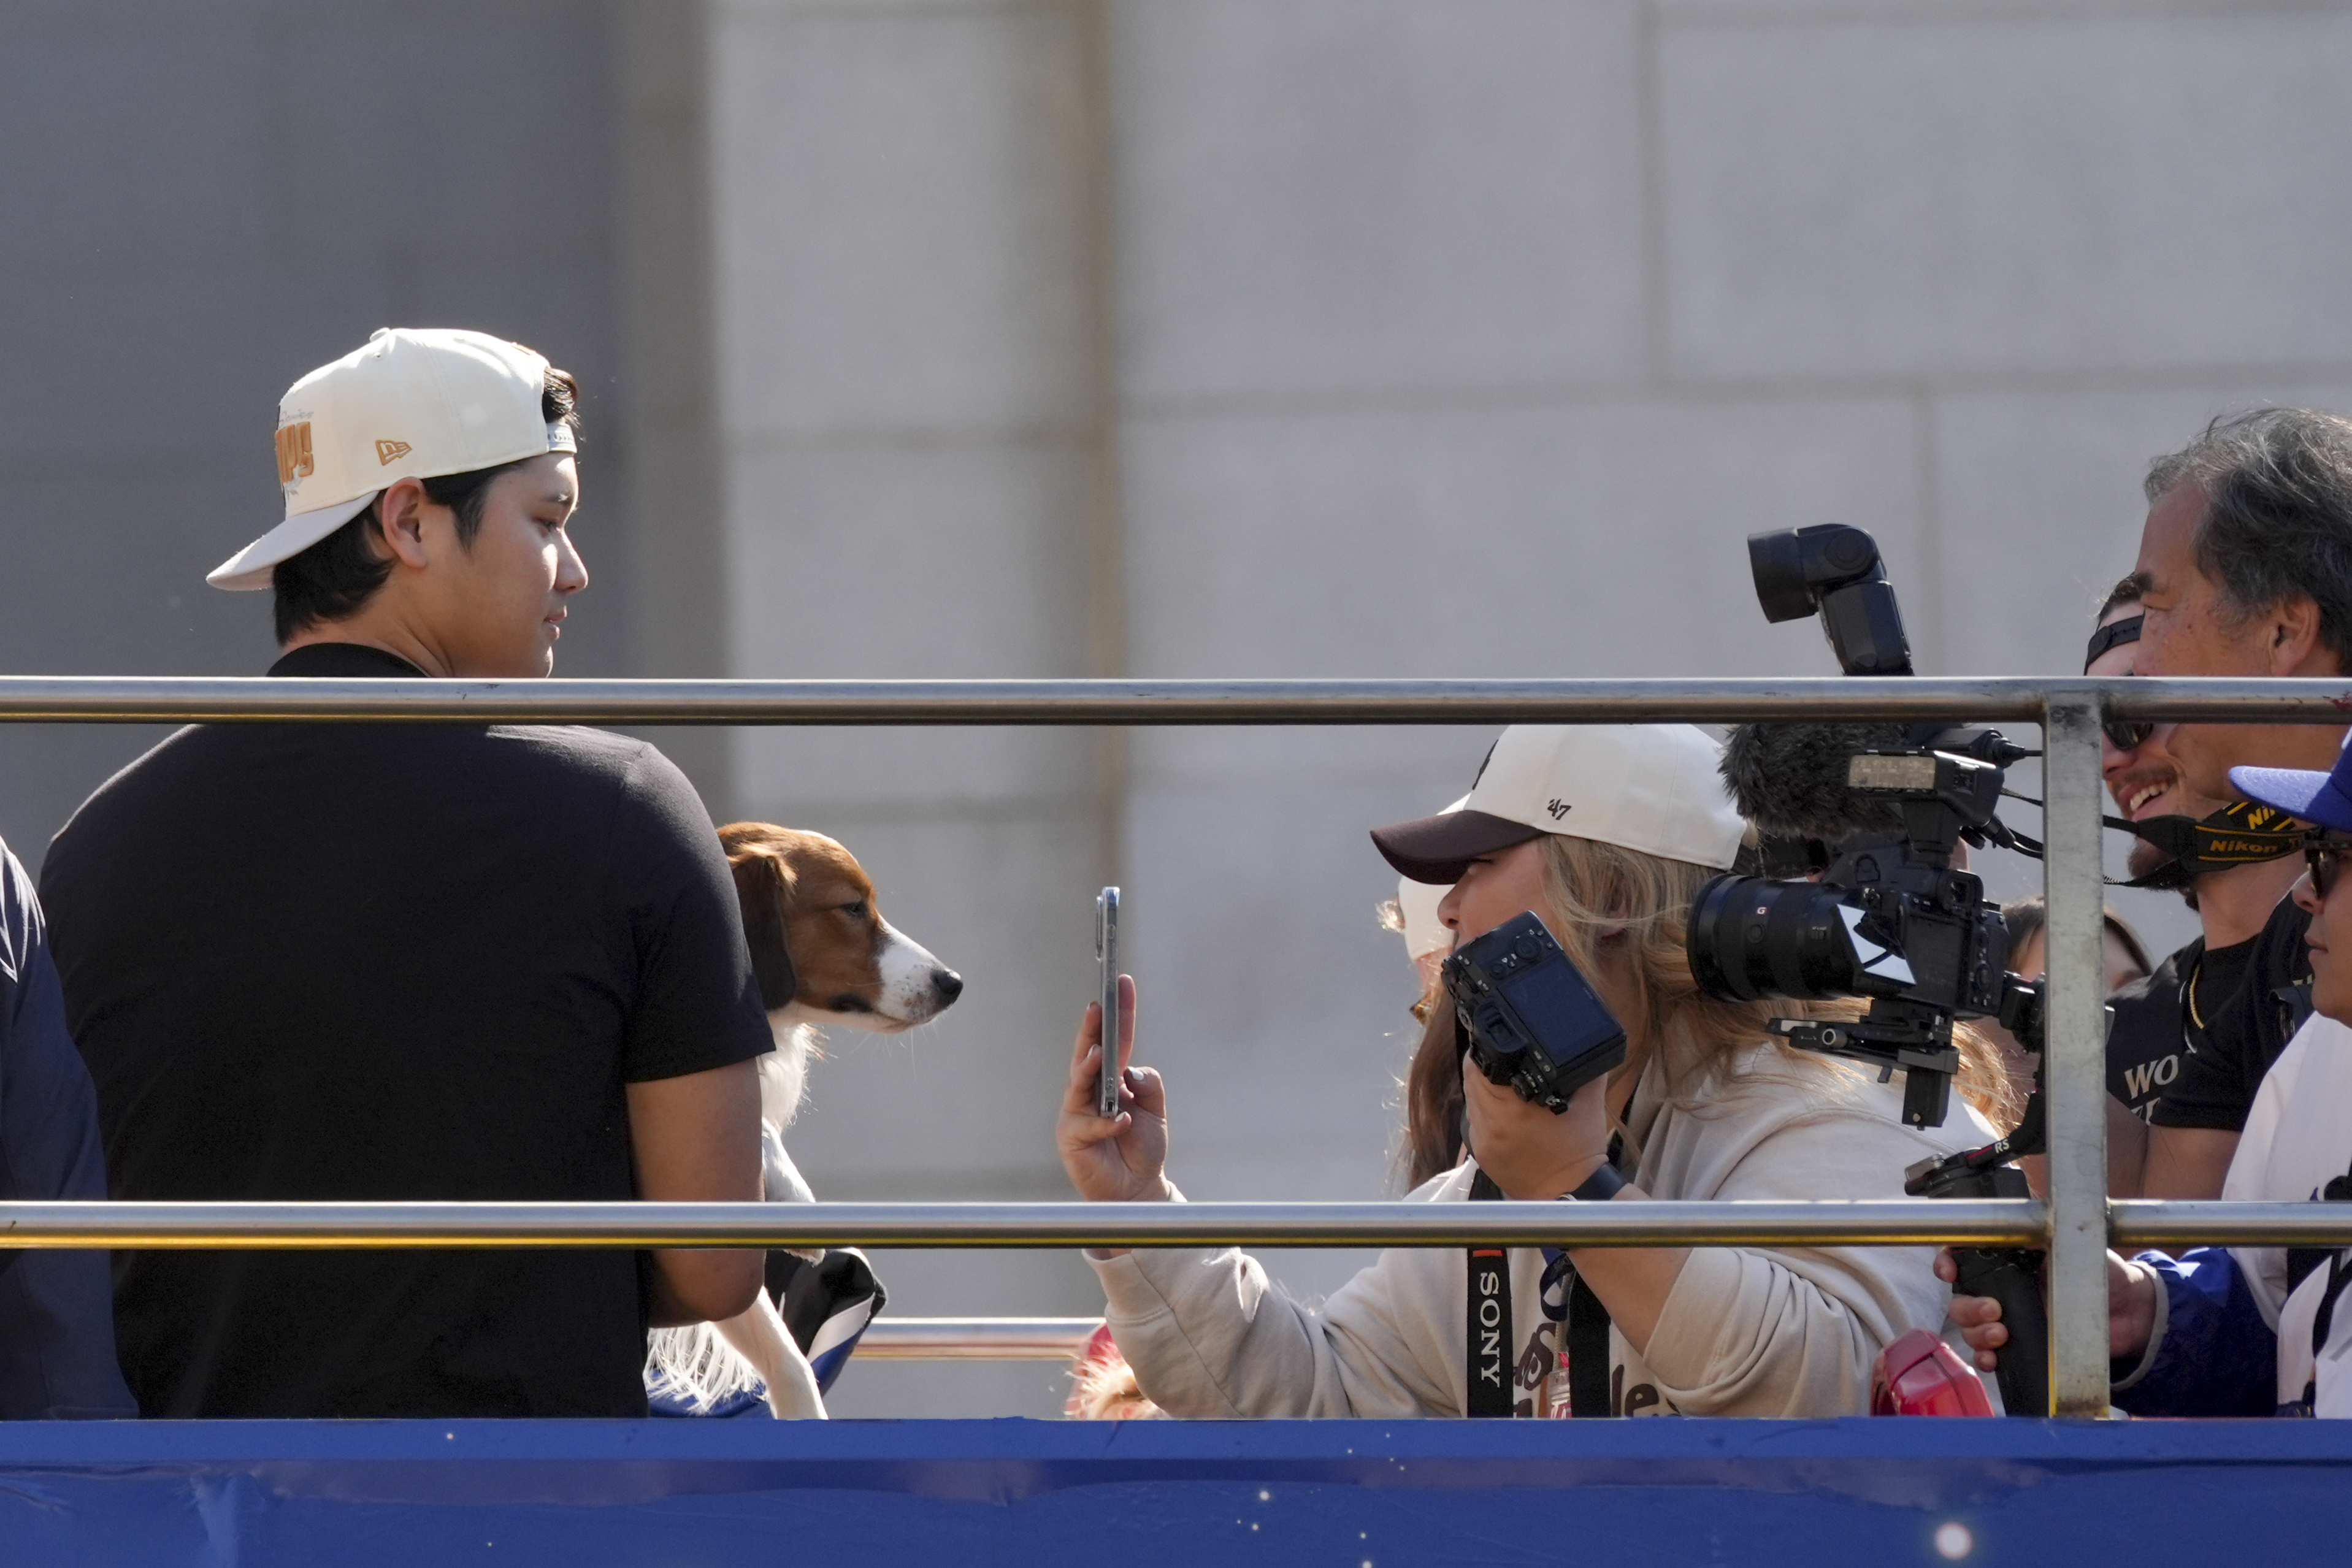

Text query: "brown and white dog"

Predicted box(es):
[646, 822, 962, 1418]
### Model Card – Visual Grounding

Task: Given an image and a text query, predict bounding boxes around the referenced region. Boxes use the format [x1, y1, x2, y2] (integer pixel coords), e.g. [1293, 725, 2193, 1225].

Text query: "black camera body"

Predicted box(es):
[1687, 741, 2043, 1129]
[1443, 912, 1627, 1114]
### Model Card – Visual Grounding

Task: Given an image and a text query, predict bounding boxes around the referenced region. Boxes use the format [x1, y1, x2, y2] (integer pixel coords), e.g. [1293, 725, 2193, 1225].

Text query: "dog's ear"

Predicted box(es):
[731, 849, 799, 1010]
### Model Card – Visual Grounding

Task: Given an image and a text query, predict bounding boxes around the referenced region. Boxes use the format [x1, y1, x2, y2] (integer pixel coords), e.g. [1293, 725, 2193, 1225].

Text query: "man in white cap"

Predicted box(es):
[39, 329, 770, 1418]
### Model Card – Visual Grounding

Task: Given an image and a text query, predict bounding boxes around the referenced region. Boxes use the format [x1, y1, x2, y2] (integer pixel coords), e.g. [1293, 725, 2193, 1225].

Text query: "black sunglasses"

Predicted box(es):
[2307, 834, 2352, 901]
[2086, 612, 2149, 751]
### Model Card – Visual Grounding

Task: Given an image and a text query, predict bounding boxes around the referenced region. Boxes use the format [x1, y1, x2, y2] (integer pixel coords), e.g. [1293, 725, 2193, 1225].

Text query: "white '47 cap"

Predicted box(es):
[208, 327, 576, 591]
[1371, 724, 1746, 884]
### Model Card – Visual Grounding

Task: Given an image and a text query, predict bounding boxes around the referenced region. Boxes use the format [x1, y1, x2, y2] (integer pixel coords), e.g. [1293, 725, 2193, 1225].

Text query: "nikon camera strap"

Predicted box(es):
[1466, 1162, 1616, 1418]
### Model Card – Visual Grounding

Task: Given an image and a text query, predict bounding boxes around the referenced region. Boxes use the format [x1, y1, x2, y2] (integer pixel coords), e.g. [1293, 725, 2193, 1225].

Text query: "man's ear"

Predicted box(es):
[375, 477, 434, 570]
[731, 851, 799, 1009]
[2267, 594, 2332, 677]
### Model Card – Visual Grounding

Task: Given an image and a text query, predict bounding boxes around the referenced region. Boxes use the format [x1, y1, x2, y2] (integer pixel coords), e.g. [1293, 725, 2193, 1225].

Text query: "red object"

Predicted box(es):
[1871, 1328, 1994, 1416]
[1066, 1324, 1159, 1420]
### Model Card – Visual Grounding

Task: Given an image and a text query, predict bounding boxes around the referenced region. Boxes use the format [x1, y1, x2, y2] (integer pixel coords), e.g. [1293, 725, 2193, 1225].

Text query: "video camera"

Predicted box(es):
[1686, 524, 2050, 1415]
[1685, 526, 2045, 1130]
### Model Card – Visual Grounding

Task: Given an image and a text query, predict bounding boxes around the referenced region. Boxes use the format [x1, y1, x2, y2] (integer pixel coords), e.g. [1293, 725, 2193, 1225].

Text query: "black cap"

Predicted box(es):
[1368, 809, 1546, 885]
[2085, 612, 2142, 672]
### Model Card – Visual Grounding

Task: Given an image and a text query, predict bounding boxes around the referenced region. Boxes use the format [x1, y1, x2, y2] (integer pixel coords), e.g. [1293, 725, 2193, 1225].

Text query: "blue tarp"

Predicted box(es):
[0, 1417, 2343, 1565]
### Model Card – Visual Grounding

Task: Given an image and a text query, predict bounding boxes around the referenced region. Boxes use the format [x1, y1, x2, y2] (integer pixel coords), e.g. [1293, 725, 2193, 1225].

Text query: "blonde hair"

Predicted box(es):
[1530, 834, 2019, 1138]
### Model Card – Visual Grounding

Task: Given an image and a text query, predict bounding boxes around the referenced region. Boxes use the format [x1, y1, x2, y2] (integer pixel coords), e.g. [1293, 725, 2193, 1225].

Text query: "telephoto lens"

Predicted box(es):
[1685, 874, 1882, 1003]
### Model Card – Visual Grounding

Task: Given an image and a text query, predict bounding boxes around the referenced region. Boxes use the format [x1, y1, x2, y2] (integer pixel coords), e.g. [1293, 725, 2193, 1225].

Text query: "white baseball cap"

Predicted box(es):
[1371, 724, 1745, 884]
[208, 327, 577, 591]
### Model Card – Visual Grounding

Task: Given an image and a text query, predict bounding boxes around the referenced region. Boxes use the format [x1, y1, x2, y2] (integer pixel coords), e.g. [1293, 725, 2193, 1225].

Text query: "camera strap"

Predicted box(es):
[1466, 1153, 1619, 1418]
[1994, 794, 2304, 885]
[2118, 800, 2305, 885]
[1465, 1168, 1515, 1417]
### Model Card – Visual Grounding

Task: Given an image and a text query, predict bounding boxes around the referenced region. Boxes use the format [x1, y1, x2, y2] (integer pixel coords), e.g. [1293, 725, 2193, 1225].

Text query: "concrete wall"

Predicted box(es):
[703, 0, 1122, 1416]
[705, 0, 2352, 1416]
[0, 0, 654, 865]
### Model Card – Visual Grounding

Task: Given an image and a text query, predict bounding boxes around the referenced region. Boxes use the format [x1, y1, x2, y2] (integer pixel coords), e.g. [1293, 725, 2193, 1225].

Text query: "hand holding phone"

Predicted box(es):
[1094, 887, 1122, 1118]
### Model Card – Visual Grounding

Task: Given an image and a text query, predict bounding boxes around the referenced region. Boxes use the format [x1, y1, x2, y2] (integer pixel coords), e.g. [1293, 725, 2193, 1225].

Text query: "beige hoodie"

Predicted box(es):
[1089, 1044, 1994, 1418]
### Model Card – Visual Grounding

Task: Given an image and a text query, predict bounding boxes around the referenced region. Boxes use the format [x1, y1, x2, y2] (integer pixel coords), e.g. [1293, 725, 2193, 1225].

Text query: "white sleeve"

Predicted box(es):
[1091, 1242, 1461, 1418]
[2223, 1017, 2340, 1329]
[1085, 1170, 1473, 1419]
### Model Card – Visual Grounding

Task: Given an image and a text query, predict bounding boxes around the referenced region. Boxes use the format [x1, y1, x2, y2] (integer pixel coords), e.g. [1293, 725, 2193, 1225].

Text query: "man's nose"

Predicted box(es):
[2294, 870, 2323, 916]
[557, 532, 589, 593]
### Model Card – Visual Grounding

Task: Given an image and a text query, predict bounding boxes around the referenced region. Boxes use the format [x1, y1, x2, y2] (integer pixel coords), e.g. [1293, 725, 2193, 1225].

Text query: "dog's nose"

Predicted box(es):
[931, 968, 964, 1004]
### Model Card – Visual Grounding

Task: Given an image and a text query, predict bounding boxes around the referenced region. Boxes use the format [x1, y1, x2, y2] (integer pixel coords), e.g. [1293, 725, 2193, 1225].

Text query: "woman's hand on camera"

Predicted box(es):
[1057, 975, 1173, 1223]
[1460, 1058, 1613, 1201]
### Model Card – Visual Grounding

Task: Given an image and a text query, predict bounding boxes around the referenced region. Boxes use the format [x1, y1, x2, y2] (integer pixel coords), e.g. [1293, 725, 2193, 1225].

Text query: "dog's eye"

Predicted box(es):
[839, 900, 868, 919]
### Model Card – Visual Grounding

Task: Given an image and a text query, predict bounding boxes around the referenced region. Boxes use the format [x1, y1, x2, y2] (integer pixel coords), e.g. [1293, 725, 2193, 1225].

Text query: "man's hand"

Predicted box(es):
[1056, 976, 1171, 1218]
[1936, 1246, 2158, 1373]
[1460, 1055, 1611, 1200]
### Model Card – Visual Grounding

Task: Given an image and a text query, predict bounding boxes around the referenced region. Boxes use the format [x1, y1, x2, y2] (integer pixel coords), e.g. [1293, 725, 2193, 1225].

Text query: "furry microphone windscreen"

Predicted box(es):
[1722, 722, 1911, 843]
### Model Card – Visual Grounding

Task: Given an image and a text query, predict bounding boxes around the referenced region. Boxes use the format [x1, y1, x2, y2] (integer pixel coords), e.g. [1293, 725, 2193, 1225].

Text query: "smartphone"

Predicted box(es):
[1095, 887, 1122, 1118]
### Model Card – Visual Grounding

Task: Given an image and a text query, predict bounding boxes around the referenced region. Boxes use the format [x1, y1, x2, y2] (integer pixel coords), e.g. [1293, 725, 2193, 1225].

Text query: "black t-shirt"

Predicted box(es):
[2107, 947, 2188, 1122]
[38, 643, 772, 1418]
[2147, 893, 2315, 1133]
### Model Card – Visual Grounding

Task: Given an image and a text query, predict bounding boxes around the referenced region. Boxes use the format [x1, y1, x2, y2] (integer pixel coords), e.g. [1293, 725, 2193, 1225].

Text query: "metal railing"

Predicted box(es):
[859, 1318, 1104, 1361]
[6, 672, 2343, 1417]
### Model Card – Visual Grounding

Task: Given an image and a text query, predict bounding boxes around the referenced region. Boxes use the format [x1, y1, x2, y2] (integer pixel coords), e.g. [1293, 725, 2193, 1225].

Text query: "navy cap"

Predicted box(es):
[2232, 746, 2352, 835]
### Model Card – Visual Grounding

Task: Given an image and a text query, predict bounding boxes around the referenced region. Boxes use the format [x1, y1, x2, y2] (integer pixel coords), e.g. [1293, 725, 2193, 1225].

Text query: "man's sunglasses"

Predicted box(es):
[2086, 613, 2149, 751]
[2307, 833, 2352, 900]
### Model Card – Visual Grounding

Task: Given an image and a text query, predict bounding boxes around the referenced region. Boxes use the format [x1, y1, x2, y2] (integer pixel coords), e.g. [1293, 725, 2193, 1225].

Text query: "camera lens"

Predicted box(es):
[1686, 874, 1864, 1001]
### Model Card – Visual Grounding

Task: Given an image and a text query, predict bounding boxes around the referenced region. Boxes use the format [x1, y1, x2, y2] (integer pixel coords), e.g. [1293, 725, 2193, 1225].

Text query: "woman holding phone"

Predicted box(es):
[1055, 724, 2014, 1418]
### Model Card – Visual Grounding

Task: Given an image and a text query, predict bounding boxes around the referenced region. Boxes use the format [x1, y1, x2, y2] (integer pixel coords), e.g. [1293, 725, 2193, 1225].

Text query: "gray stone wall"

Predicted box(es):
[704, 0, 1121, 1418]
[0, 0, 652, 867]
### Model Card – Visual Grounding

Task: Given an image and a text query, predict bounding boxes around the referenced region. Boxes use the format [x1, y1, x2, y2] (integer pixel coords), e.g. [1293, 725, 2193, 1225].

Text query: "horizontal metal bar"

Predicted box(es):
[0, 1198, 2341, 1250]
[2110, 1201, 2352, 1249]
[0, 1197, 2337, 1251]
[857, 1317, 1103, 1361]
[0, 675, 2341, 725]
[0, 1199, 2045, 1248]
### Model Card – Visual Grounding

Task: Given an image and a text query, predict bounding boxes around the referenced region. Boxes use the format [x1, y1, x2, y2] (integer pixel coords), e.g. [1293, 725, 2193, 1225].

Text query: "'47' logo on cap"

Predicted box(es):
[1546, 798, 1571, 820]
[274, 422, 314, 485]
[375, 439, 413, 465]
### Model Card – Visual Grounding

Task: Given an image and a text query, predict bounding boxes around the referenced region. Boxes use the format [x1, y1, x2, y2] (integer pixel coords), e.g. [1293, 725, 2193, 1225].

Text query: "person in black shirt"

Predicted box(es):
[40, 329, 771, 1417]
[2075, 585, 2307, 1144]
[2142, 897, 2313, 1129]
